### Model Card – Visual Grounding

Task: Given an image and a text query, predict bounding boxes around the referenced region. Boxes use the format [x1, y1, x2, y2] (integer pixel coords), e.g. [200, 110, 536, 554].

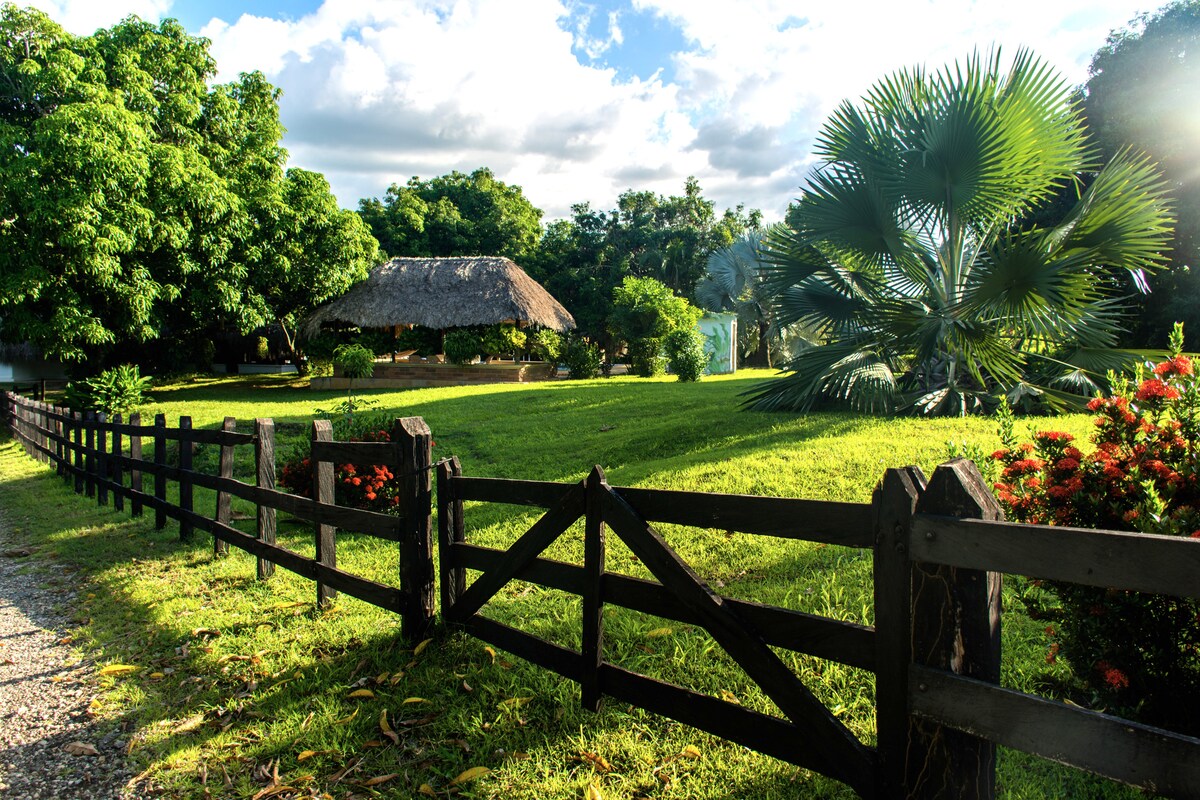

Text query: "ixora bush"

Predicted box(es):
[991, 324, 1200, 733]
[279, 413, 403, 514]
[62, 364, 153, 415]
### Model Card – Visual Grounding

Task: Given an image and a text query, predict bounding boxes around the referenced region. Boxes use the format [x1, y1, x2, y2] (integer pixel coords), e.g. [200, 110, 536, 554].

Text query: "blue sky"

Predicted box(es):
[30, 0, 1157, 220]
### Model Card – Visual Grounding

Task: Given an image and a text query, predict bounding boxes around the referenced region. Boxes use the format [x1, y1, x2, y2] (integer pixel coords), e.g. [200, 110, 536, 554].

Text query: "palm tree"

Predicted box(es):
[696, 230, 789, 367]
[746, 49, 1173, 415]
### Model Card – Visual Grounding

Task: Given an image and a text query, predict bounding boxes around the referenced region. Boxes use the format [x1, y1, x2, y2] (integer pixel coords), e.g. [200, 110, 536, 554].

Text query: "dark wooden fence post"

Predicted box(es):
[54, 406, 65, 477]
[129, 413, 143, 517]
[872, 466, 926, 798]
[111, 413, 124, 512]
[905, 459, 1004, 800]
[73, 411, 84, 494]
[38, 400, 48, 464]
[153, 413, 167, 529]
[436, 456, 466, 617]
[255, 419, 277, 580]
[84, 411, 96, 498]
[395, 416, 435, 640]
[312, 419, 336, 608]
[214, 417, 235, 555]
[581, 465, 608, 711]
[96, 412, 108, 506]
[178, 416, 194, 541]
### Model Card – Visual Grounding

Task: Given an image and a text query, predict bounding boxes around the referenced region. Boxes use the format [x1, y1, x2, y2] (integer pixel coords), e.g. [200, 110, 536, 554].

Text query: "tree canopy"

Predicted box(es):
[1085, 1, 1200, 341]
[358, 168, 543, 261]
[0, 4, 377, 363]
[748, 49, 1174, 415]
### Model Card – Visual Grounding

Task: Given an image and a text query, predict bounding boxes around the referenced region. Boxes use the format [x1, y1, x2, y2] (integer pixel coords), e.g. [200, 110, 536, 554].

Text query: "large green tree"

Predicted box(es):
[748, 49, 1173, 415]
[0, 5, 377, 363]
[358, 167, 542, 261]
[1085, 1, 1200, 343]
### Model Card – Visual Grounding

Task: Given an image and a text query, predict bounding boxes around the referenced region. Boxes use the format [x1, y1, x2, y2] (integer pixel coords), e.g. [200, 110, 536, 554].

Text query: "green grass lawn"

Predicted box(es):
[0, 371, 1145, 799]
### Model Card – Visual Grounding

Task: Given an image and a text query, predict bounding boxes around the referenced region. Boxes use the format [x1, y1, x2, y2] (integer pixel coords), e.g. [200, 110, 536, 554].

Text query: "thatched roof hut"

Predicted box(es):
[303, 256, 575, 336]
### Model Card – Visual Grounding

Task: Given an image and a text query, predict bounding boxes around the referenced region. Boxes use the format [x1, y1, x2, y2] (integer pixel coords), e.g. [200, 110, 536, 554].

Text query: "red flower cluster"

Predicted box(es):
[991, 329, 1200, 733]
[280, 427, 402, 514]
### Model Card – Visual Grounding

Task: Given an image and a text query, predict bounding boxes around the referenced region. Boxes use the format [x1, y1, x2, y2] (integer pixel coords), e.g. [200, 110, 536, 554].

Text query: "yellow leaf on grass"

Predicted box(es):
[450, 766, 490, 785]
[379, 710, 394, 734]
[645, 627, 673, 638]
[375, 672, 389, 684]
[498, 696, 532, 708]
[418, 784, 436, 796]
[333, 709, 358, 725]
[173, 714, 205, 734]
[99, 664, 140, 676]
[681, 745, 701, 760]
[389, 672, 405, 685]
[413, 638, 433, 656]
[586, 783, 604, 800]
[483, 646, 496, 663]
[363, 773, 398, 786]
[401, 697, 426, 705]
[719, 689, 740, 705]
[296, 750, 321, 762]
[148, 672, 165, 680]
[268, 601, 306, 611]
[347, 689, 375, 699]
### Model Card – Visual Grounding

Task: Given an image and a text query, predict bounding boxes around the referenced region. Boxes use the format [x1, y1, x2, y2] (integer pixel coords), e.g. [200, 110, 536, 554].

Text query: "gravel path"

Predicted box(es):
[0, 521, 139, 799]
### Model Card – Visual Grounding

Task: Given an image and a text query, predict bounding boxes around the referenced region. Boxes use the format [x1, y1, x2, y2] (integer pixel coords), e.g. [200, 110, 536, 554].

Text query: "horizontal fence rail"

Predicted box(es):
[0, 391, 435, 638]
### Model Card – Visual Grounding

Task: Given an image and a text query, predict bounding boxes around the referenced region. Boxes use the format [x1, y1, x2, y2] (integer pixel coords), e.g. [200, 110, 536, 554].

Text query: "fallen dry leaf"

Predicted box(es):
[379, 710, 399, 745]
[645, 627, 673, 638]
[450, 766, 490, 786]
[401, 697, 427, 705]
[720, 689, 740, 705]
[362, 773, 398, 787]
[333, 709, 358, 725]
[483, 646, 496, 663]
[586, 783, 604, 800]
[347, 689, 375, 699]
[413, 638, 433, 656]
[174, 714, 206, 734]
[418, 784, 435, 796]
[681, 745, 701, 760]
[63, 741, 99, 757]
[98, 664, 140, 676]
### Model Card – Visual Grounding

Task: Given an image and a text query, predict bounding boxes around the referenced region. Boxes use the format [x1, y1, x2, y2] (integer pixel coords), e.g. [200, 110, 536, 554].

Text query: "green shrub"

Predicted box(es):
[562, 337, 601, 379]
[480, 324, 527, 359]
[444, 329, 482, 365]
[333, 343, 375, 380]
[62, 364, 153, 415]
[664, 328, 706, 382]
[628, 339, 666, 377]
[254, 335, 270, 361]
[529, 329, 562, 363]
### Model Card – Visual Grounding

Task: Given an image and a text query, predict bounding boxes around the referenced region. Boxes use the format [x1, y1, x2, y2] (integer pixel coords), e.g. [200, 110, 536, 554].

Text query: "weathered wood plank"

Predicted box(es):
[396, 416, 435, 641]
[255, 419, 277, 580]
[871, 466, 925, 798]
[153, 414, 167, 529]
[451, 475, 576, 508]
[907, 460, 1004, 800]
[602, 486, 874, 796]
[84, 411, 96, 499]
[178, 416, 194, 541]
[129, 413, 143, 517]
[111, 414, 124, 512]
[910, 664, 1200, 799]
[911, 515, 1200, 600]
[581, 466, 607, 712]
[444, 482, 586, 624]
[312, 420, 336, 608]
[437, 457, 467, 615]
[613, 486, 876, 546]
[214, 417, 235, 556]
[72, 412, 84, 494]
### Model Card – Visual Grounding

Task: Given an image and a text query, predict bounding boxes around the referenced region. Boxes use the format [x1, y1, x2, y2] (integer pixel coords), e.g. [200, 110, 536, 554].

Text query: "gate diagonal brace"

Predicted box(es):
[601, 484, 876, 794]
[445, 481, 586, 624]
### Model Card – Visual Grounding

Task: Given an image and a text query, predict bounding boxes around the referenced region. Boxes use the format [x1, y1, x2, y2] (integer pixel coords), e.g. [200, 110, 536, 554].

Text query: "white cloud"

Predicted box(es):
[23, 0, 171, 33]
[20, 0, 1157, 222]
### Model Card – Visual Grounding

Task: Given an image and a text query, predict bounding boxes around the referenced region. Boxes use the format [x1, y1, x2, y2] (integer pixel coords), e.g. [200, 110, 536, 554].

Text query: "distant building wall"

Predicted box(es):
[0, 360, 68, 384]
[699, 313, 738, 374]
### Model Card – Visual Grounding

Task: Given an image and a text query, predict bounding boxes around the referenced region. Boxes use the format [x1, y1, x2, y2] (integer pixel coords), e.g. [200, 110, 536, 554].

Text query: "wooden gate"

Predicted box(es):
[437, 460, 880, 798]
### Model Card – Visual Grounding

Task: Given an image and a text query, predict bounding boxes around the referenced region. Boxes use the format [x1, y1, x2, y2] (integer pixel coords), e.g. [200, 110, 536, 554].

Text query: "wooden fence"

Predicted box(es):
[0, 391, 435, 638]
[4, 391, 1199, 798]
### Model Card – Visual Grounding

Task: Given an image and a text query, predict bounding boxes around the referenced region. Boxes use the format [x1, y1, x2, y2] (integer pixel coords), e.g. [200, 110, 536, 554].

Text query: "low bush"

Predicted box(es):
[562, 336, 601, 379]
[628, 339, 665, 377]
[529, 328, 562, 363]
[664, 328, 707, 382]
[990, 323, 1200, 734]
[62, 364, 153, 415]
[443, 329, 482, 365]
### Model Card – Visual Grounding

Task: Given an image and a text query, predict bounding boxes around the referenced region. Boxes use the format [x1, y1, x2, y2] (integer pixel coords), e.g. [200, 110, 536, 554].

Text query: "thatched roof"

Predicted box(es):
[303, 257, 576, 336]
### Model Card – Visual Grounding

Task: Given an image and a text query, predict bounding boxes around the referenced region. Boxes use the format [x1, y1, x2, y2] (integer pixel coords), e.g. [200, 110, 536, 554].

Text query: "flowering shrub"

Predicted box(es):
[280, 425, 402, 514]
[991, 324, 1200, 733]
